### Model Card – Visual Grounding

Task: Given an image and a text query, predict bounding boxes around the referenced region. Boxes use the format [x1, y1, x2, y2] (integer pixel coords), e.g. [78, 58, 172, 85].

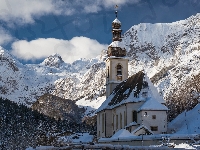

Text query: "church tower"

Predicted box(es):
[106, 10, 128, 98]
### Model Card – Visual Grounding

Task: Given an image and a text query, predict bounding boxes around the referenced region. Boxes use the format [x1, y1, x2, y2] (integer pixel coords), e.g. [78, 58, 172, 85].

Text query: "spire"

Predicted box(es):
[113, 5, 121, 26]
[115, 5, 118, 18]
[107, 6, 126, 57]
[112, 5, 122, 41]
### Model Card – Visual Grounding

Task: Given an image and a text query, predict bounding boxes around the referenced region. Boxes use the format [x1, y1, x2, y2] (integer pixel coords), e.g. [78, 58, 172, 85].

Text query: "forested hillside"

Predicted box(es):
[0, 97, 95, 149]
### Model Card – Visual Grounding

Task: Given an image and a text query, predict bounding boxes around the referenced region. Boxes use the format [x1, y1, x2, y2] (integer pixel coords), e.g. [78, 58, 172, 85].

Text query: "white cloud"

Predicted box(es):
[0, 0, 140, 24]
[102, 0, 140, 8]
[0, 26, 13, 45]
[81, 0, 140, 13]
[11, 37, 108, 63]
[0, 0, 74, 24]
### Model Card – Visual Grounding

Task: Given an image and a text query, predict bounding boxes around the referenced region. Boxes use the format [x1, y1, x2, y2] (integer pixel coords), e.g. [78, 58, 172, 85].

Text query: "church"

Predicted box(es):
[96, 10, 168, 139]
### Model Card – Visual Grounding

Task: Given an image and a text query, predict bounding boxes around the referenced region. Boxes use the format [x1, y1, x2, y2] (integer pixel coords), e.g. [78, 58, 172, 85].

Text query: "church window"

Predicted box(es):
[113, 114, 115, 130]
[124, 111, 126, 127]
[107, 66, 109, 78]
[132, 111, 137, 123]
[116, 115, 118, 129]
[117, 64, 122, 75]
[151, 126, 158, 131]
[116, 64, 122, 81]
[99, 114, 100, 124]
[120, 113, 122, 129]
[152, 115, 156, 119]
[102, 114, 104, 132]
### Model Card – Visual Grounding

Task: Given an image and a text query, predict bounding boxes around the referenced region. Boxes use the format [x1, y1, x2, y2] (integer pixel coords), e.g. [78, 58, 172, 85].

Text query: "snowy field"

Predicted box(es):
[26, 143, 200, 150]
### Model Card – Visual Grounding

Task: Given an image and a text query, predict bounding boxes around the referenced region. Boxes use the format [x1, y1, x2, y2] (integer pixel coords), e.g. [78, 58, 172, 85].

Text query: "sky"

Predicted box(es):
[1, 0, 200, 64]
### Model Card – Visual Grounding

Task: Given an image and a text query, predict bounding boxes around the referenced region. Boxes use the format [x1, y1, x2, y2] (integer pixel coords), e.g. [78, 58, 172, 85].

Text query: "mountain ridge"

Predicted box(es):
[1, 13, 200, 118]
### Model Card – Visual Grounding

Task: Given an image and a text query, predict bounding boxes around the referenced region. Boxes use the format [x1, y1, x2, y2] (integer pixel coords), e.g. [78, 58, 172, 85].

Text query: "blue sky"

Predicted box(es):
[1, 0, 200, 64]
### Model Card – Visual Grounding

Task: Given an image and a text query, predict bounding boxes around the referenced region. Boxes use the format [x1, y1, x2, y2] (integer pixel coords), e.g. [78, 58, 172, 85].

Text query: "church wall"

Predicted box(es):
[97, 110, 113, 138]
[106, 58, 128, 98]
[111, 102, 144, 135]
[106, 58, 128, 82]
[105, 109, 113, 137]
[97, 111, 103, 138]
[112, 104, 126, 134]
[138, 110, 167, 134]
[126, 102, 145, 125]
[106, 83, 119, 98]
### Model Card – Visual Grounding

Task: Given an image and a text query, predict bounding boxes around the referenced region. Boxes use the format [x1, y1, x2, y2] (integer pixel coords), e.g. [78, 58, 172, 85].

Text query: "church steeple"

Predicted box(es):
[107, 9, 126, 57]
[105, 7, 128, 98]
[112, 10, 122, 42]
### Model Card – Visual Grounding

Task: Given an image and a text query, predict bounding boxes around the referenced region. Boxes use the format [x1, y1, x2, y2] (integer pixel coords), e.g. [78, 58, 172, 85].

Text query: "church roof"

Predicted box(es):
[138, 97, 168, 111]
[125, 122, 137, 128]
[111, 129, 134, 139]
[113, 18, 121, 24]
[131, 125, 154, 135]
[109, 41, 125, 48]
[97, 71, 166, 113]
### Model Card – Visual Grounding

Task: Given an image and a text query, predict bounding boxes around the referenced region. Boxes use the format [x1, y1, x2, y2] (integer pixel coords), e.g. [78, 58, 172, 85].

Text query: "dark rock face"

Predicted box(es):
[43, 54, 64, 68]
[32, 93, 85, 122]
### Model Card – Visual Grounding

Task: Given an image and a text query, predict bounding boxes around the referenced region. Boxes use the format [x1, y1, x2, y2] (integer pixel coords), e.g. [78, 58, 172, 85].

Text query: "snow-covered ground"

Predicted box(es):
[168, 103, 200, 134]
[26, 143, 200, 149]
[174, 143, 199, 149]
[60, 132, 93, 144]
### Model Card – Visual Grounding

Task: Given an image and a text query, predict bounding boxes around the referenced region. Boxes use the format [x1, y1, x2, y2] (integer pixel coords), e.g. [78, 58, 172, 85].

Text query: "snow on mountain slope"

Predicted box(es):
[0, 46, 101, 106]
[124, 13, 200, 98]
[1, 13, 200, 116]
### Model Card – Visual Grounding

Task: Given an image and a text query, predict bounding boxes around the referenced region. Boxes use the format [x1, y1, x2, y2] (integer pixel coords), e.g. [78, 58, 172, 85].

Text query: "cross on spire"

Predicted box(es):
[115, 5, 118, 18]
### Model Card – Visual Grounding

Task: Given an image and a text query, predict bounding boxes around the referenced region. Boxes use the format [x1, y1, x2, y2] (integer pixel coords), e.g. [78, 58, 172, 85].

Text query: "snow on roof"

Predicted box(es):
[96, 71, 146, 113]
[62, 133, 93, 144]
[113, 18, 121, 24]
[97, 71, 168, 113]
[96, 93, 115, 113]
[138, 97, 168, 111]
[111, 129, 135, 140]
[125, 121, 137, 128]
[109, 41, 125, 49]
[131, 125, 154, 135]
[168, 103, 200, 134]
[144, 74, 165, 104]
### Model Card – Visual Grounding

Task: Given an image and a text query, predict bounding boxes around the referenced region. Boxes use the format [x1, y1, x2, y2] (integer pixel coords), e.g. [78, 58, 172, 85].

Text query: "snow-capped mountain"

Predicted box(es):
[125, 13, 200, 99]
[1, 13, 200, 117]
[0, 47, 103, 107]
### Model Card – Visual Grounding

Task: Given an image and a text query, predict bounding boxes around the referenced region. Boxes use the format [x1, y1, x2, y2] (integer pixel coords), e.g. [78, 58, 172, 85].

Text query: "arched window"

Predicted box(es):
[117, 64, 122, 75]
[116, 64, 122, 81]
[107, 66, 109, 78]
[120, 113, 122, 129]
[132, 111, 137, 123]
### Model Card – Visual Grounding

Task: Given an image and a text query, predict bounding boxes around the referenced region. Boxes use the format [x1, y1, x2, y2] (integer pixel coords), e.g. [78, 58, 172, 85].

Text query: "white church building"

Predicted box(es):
[96, 10, 168, 139]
